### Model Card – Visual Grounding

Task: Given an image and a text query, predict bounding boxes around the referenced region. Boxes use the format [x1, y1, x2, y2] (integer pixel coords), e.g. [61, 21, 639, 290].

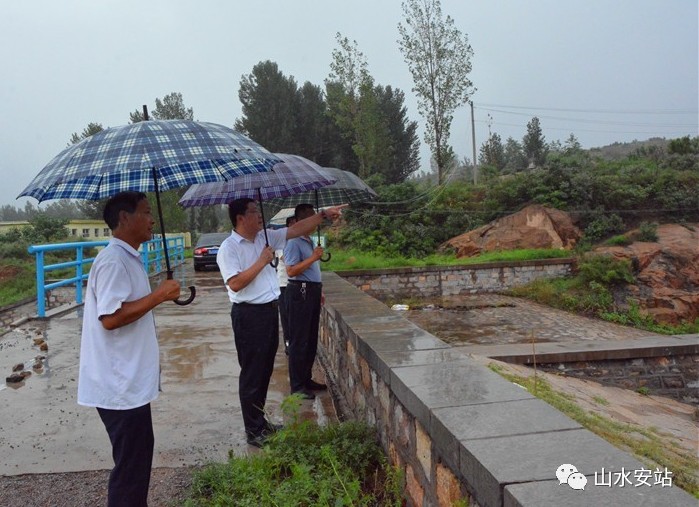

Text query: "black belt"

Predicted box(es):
[288, 280, 322, 286]
[233, 300, 278, 308]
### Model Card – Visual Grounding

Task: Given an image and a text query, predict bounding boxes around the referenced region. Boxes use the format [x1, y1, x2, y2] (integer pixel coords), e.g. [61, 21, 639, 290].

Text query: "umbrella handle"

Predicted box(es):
[167, 270, 196, 305]
[320, 252, 331, 262]
[270, 256, 279, 269]
[174, 286, 196, 306]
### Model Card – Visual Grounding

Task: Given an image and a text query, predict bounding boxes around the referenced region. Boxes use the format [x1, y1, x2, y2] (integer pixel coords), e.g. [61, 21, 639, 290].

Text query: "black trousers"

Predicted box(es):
[97, 404, 154, 507]
[286, 282, 322, 392]
[230, 301, 279, 437]
[279, 286, 290, 347]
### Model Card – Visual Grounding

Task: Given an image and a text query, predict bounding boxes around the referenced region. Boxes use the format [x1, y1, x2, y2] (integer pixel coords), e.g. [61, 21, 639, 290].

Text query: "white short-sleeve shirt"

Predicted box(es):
[77, 238, 159, 410]
[217, 228, 287, 304]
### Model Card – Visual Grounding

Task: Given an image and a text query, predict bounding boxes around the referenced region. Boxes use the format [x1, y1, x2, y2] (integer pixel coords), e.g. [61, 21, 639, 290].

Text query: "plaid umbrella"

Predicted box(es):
[18, 112, 281, 305]
[266, 167, 378, 261]
[178, 153, 335, 207]
[179, 154, 336, 267]
[266, 167, 377, 210]
[18, 120, 279, 201]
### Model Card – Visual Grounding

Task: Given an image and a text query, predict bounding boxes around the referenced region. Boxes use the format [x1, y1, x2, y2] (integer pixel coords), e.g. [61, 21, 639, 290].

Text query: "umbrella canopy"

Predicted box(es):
[266, 167, 377, 262]
[266, 167, 377, 211]
[18, 116, 281, 305]
[177, 153, 335, 208]
[18, 120, 280, 202]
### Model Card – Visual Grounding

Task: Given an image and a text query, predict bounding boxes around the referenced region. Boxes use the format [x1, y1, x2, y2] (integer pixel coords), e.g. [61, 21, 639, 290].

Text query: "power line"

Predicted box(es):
[474, 102, 698, 115]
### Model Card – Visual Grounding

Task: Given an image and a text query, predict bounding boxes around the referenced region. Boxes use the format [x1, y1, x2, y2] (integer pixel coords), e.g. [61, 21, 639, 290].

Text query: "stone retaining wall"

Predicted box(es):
[336, 259, 574, 301]
[319, 273, 696, 506]
[539, 355, 699, 404]
[0, 288, 74, 332]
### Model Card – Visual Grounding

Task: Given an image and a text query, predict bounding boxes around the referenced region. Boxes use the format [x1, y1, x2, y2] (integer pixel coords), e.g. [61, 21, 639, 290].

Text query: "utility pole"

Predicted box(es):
[470, 101, 478, 185]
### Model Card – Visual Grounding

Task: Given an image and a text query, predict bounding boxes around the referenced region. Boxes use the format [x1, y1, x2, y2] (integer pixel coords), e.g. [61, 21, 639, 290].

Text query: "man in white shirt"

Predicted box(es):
[216, 198, 344, 448]
[78, 191, 181, 507]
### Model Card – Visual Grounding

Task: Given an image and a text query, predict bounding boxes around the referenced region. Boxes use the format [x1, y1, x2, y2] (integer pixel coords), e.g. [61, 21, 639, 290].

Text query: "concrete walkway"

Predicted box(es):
[0, 267, 335, 476]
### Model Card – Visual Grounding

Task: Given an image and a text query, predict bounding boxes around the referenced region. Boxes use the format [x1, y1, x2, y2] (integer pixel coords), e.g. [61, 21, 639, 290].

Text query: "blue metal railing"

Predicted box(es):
[28, 236, 186, 317]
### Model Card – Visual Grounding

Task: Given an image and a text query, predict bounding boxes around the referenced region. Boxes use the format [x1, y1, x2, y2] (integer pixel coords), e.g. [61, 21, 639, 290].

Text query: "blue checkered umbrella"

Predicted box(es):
[179, 154, 336, 267]
[18, 114, 281, 305]
[18, 120, 280, 201]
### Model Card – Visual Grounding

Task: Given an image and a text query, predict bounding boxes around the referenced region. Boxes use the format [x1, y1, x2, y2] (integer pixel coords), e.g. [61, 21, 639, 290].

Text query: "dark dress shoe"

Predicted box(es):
[292, 389, 315, 400]
[306, 379, 327, 391]
[265, 421, 284, 433]
[246, 434, 267, 448]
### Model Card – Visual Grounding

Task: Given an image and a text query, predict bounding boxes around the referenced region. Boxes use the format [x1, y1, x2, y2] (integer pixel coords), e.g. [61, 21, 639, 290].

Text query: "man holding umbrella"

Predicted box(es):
[284, 203, 328, 400]
[216, 198, 345, 448]
[77, 192, 182, 507]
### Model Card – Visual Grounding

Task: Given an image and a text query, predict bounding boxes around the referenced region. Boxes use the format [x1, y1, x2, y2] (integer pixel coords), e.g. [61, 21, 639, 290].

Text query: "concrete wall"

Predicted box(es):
[336, 259, 574, 301]
[319, 273, 696, 506]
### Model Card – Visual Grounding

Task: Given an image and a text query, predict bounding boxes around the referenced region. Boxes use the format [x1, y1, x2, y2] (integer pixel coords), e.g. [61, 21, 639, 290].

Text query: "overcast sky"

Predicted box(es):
[2, 0, 697, 209]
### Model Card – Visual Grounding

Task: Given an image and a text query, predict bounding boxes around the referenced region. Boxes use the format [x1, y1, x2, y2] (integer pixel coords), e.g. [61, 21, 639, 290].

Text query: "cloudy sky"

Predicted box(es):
[2, 0, 697, 209]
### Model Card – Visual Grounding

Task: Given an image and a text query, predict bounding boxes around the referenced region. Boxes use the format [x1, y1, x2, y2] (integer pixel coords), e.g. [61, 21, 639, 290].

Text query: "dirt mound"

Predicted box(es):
[0, 264, 22, 284]
[594, 223, 699, 325]
[441, 204, 581, 258]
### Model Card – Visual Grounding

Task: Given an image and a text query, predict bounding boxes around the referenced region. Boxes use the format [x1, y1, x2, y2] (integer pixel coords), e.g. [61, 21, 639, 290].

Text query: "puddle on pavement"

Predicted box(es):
[385, 294, 555, 346]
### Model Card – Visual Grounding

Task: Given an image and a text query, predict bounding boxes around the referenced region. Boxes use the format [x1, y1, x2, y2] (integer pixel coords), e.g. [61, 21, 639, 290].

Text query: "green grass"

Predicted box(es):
[0, 259, 36, 307]
[182, 397, 404, 506]
[322, 248, 571, 272]
[488, 363, 699, 498]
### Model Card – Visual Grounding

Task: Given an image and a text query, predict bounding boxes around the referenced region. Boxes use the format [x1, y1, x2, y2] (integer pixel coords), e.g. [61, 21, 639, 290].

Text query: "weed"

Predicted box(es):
[636, 387, 651, 396]
[183, 417, 404, 506]
[592, 395, 610, 406]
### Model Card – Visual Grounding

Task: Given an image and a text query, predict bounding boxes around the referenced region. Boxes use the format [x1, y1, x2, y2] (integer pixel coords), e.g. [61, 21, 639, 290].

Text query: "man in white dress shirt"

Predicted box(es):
[216, 197, 344, 447]
[78, 191, 181, 507]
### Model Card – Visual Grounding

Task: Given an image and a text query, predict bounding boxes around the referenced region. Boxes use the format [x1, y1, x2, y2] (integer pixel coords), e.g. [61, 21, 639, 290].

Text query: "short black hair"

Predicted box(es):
[285, 215, 296, 227]
[103, 191, 148, 230]
[228, 198, 255, 228]
[294, 203, 315, 220]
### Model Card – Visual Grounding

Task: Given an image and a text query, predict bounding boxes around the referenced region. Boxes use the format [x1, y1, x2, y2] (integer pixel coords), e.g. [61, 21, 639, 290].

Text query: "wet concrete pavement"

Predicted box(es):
[0, 266, 335, 476]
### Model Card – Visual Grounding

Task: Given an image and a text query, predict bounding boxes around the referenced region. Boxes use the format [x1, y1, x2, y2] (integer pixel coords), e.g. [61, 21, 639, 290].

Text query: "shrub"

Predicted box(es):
[578, 255, 634, 286]
[637, 221, 658, 242]
[582, 213, 625, 243]
[605, 235, 631, 247]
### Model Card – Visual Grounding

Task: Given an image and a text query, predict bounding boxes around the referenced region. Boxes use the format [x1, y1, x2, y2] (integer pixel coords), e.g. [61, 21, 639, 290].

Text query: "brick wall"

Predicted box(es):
[539, 355, 699, 404]
[336, 258, 574, 301]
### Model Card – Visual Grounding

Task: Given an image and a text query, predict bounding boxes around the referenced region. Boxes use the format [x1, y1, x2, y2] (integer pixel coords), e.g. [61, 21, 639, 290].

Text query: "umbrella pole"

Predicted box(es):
[315, 189, 331, 262]
[152, 167, 196, 305]
[257, 188, 278, 268]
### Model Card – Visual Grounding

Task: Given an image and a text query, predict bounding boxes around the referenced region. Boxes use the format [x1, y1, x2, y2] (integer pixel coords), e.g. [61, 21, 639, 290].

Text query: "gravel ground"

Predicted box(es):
[0, 467, 197, 507]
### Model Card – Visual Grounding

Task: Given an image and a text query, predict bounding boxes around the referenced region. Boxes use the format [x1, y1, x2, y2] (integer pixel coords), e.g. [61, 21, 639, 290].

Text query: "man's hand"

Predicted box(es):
[322, 204, 349, 222]
[311, 246, 324, 261]
[153, 279, 181, 303]
[258, 246, 275, 265]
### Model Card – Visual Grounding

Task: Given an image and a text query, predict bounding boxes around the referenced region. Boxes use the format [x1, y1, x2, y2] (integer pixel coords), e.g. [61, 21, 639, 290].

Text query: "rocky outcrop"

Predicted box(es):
[594, 223, 699, 325]
[441, 204, 581, 258]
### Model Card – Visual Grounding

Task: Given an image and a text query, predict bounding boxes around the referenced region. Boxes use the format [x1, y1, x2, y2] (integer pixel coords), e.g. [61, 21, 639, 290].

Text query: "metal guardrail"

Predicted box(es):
[27, 236, 186, 317]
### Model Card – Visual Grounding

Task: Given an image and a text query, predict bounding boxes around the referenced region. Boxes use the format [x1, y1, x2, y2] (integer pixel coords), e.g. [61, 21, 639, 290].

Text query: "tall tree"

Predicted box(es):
[326, 33, 389, 179]
[235, 60, 300, 152]
[398, 0, 475, 184]
[374, 85, 420, 183]
[296, 81, 336, 165]
[503, 137, 527, 173]
[479, 133, 505, 171]
[522, 117, 548, 167]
